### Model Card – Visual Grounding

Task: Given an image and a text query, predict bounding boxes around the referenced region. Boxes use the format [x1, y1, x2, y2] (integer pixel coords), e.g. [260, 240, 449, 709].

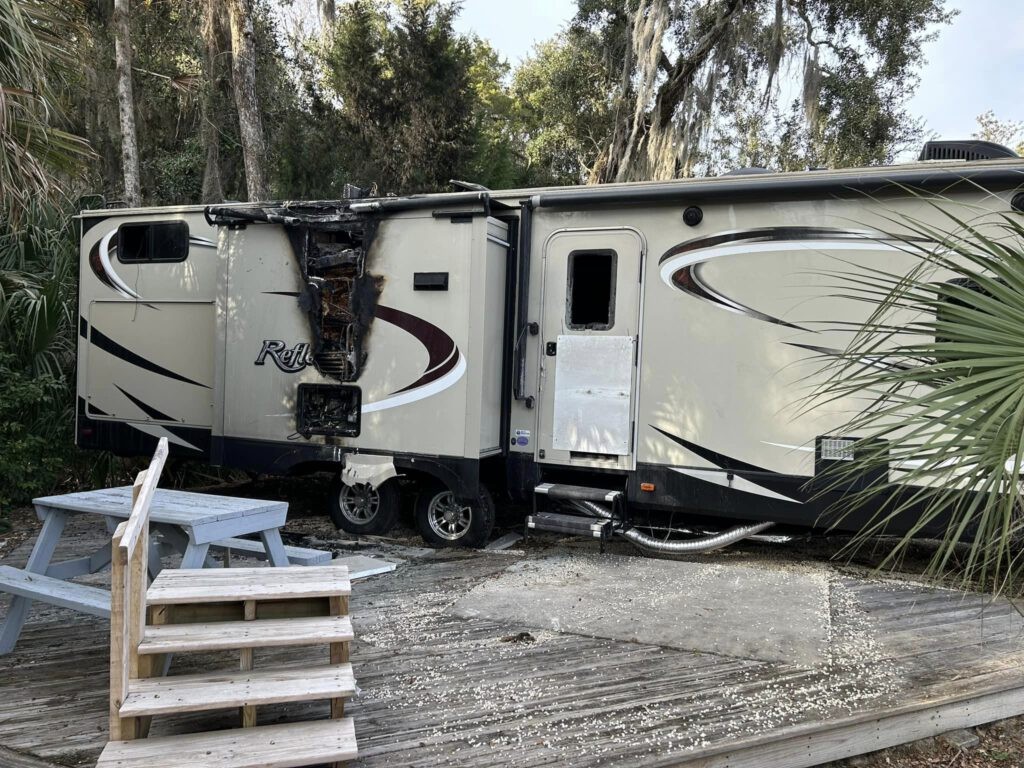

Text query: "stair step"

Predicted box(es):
[527, 512, 612, 539]
[138, 615, 353, 655]
[120, 663, 356, 718]
[534, 483, 622, 503]
[147, 565, 351, 605]
[0, 565, 110, 618]
[96, 716, 357, 768]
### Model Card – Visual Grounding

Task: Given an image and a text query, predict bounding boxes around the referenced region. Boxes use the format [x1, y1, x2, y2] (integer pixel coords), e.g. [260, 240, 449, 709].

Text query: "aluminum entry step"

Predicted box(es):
[527, 512, 612, 539]
[534, 483, 622, 504]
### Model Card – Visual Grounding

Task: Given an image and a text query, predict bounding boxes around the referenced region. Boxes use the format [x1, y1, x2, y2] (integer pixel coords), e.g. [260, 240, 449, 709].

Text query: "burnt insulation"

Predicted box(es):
[206, 202, 383, 382]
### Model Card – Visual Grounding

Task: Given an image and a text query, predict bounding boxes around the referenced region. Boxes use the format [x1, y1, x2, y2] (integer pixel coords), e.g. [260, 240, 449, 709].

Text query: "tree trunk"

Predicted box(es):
[595, 0, 750, 184]
[112, 0, 141, 206]
[201, 0, 224, 203]
[318, 0, 336, 27]
[226, 0, 271, 201]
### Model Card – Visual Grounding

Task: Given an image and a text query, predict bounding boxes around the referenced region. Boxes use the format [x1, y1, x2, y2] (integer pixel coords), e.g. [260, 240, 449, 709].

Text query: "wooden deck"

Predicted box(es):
[2, 517, 1024, 767]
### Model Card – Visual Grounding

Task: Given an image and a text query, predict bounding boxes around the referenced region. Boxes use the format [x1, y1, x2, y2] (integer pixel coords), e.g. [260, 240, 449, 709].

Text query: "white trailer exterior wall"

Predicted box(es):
[76, 155, 1024, 540]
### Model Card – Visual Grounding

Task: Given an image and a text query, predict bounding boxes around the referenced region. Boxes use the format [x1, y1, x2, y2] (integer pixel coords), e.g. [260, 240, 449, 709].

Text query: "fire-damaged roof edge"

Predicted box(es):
[204, 159, 1024, 227]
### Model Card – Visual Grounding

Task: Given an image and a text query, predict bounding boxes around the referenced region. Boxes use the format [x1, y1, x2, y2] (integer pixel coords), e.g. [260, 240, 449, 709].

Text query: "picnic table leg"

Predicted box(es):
[180, 542, 211, 570]
[156, 525, 217, 569]
[259, 528, 291, 567]
[107, 516, 162, 580]
[0, 509, 69, 654]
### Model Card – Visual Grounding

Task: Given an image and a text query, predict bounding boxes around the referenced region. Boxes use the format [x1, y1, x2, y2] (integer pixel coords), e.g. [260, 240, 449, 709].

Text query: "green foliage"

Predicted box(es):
[570, 0, 953, 180]
[324, 0, 480, 194]
[0, 352, 72, 509]
[511, 31, 613, 185]
[805, 197, 1024, 592]
[461, 37, 530, 190]
[973, 111, 1024, 157]
[146, 137, 204, 205]
[0, 203, 79, 510]
[0, 0, 92, 221]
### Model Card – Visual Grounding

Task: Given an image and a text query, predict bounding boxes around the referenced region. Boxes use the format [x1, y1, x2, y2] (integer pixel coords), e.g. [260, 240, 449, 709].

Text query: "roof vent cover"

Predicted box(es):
[918, 140, 1018, 162]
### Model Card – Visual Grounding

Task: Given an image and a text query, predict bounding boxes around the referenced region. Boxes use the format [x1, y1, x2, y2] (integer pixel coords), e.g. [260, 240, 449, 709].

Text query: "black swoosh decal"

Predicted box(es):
[651, 424, 803, 499]
[652, 425, 770, 475]
[79, 316, 88, 339]
[659, 226, 933, 330]
[374, 304, 461, 394]
[673, 263, 807, 330]
[115, 385, 175, 422]
[90, 326, 210, 389]
[262, 291, 301, 297]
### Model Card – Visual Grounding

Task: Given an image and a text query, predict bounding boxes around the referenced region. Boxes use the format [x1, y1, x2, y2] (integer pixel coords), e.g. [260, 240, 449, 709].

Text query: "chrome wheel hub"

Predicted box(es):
[338, 483, 380, 524]
[427, 491, 472, 541]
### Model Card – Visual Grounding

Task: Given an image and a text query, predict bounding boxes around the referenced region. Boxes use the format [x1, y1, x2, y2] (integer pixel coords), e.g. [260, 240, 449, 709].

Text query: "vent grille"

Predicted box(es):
[820, 437, 856, 462]
[918, 140, 1018, 162]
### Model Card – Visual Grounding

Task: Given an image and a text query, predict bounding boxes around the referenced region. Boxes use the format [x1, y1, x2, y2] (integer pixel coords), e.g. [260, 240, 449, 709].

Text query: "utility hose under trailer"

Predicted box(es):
[572, 500, 775, 555]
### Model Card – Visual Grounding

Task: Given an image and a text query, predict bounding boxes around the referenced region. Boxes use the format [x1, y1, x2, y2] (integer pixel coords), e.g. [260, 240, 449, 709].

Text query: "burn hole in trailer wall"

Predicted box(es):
[567, 249, 616, 330]
[296, 383, 361, 437]
[290, 219, 381, 382]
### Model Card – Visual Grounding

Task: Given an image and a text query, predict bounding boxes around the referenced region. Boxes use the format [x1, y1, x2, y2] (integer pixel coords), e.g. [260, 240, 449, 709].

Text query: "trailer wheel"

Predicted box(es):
[329, 477, 401, 535]
[415, 485, 495, 548]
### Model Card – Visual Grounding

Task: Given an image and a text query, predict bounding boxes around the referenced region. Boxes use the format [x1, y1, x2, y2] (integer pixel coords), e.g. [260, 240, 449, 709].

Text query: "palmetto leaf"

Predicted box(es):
[806, 193, 1024, 593]
[0, 0, 92, 221]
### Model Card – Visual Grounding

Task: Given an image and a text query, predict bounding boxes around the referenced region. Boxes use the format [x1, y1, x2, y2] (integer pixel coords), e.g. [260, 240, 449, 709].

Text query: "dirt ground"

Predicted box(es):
[5, 476, 1024, 768]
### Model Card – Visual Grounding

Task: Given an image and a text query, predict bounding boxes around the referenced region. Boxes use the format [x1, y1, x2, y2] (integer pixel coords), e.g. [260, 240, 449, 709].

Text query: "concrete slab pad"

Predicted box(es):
[452, 553, 832, 666]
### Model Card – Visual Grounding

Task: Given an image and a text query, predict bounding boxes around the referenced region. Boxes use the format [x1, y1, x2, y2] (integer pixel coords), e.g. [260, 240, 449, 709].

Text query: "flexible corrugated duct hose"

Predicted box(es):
[572, 500, 774, 554]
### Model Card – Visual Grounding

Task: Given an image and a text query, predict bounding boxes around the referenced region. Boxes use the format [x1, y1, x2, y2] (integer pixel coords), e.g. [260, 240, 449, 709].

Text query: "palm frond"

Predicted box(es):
[0, 0, 92, 221]
[806, 196, 1024, 593]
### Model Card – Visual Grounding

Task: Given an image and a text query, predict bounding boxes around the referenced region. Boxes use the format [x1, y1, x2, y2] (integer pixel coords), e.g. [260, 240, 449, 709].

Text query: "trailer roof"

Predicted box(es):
[80, 157, 1024, 218]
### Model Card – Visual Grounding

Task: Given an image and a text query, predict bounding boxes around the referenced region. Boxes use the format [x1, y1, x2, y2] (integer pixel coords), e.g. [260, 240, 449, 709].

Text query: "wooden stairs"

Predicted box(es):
[95, 439, 359, 768]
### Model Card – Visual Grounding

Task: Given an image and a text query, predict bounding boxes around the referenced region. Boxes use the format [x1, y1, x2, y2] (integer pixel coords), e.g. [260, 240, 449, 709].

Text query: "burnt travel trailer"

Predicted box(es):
[76, 141, 1024, 550]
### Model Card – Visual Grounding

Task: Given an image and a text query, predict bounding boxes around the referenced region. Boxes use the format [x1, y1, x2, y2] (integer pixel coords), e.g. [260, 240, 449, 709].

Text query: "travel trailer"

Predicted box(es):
[76, 140, 1024, 551]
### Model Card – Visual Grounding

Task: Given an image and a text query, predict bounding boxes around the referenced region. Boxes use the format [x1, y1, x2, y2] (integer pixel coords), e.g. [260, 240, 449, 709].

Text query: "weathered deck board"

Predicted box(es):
[1, 523, 1024, 767]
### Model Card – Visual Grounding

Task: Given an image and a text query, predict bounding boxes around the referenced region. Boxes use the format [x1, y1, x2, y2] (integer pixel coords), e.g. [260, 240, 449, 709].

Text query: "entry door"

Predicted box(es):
[536, 229, 643, 469]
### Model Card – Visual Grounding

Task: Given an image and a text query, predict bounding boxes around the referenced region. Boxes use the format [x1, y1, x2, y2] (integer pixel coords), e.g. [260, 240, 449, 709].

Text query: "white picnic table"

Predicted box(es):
[0, 486, 330, 654]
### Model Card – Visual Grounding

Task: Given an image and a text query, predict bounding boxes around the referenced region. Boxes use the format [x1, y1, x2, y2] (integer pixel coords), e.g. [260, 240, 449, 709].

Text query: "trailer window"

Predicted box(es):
[567, 249, 616, 330]
[117, 221, 189, 263]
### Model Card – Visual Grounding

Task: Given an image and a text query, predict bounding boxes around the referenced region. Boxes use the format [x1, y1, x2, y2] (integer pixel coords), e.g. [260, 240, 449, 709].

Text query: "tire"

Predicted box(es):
[415, 484, 495, 548]
[328, 476, 401, 535]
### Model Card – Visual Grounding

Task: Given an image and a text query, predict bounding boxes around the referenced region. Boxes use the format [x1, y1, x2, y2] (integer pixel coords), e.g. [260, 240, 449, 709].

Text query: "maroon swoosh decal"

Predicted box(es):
[374, 304, 461, 394]
[88, 236, 117, 291]
[672, 262, 807, 330]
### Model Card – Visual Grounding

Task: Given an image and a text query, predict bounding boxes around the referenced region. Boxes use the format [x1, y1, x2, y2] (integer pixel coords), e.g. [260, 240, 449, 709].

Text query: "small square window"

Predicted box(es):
[117, 221, 190, 263]
[567, 249, 616, 330]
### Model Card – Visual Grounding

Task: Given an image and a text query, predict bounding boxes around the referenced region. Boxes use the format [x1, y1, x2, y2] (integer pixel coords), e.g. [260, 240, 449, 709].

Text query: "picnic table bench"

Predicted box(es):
[0, 485, 331, 654]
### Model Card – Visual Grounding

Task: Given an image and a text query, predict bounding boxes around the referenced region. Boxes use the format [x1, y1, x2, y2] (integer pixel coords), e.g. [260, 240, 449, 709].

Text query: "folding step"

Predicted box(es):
[147, 565, 351, 606]
[137, 615, 353, 655]
[120, 663, 355, 718]
[96, 716, 357, 768]
[0, 565, 111, 618]
[534, 483, 622, 504]
[527, 512, 612, 539]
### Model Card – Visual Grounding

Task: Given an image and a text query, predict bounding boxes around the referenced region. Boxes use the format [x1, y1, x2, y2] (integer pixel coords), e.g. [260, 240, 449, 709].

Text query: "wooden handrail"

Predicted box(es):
[110, 437, 168, 741]
[119, 438, 168, 557]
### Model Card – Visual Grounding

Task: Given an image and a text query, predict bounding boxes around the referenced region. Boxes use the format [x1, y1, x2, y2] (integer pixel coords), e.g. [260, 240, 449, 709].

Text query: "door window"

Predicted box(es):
[566, 249, 616, 330]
